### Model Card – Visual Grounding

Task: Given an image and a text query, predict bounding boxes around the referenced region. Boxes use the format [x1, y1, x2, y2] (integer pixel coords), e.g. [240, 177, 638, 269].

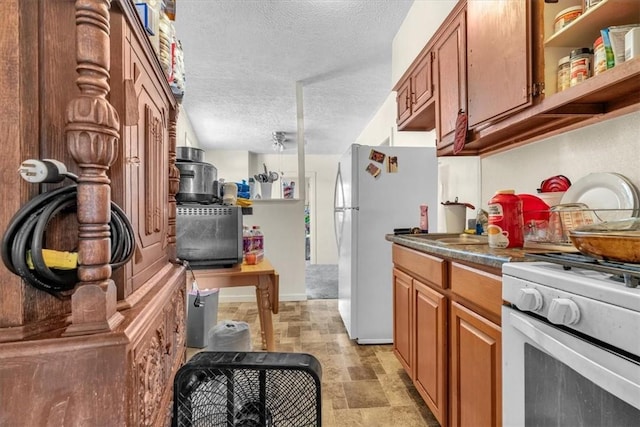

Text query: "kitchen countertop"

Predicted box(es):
[385, 233, 544, 269]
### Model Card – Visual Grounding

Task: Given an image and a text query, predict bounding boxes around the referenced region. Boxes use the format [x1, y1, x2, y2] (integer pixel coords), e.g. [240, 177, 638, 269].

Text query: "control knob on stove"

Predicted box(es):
[547, 298, 580, 326]
[515, 288, 543, 312]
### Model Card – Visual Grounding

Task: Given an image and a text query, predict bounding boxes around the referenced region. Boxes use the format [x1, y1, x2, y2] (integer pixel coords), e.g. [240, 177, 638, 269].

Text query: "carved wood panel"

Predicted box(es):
[106, 6, 173, 296]
[132, 282, 186, 426]
[144, 104, 164, 236]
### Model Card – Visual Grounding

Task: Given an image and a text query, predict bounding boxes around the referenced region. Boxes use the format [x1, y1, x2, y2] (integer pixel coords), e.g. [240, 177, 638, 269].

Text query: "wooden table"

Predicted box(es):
[191, 259, 279, 351]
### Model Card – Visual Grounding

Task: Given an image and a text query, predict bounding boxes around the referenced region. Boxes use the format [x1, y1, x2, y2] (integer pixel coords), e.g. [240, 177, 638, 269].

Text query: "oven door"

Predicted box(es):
[502, 305, 640, 427]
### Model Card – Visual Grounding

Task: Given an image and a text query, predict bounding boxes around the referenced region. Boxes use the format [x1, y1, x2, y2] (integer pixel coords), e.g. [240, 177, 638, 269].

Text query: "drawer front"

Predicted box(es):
[450, 262, 501, 320]
[392, 244, 447, 289]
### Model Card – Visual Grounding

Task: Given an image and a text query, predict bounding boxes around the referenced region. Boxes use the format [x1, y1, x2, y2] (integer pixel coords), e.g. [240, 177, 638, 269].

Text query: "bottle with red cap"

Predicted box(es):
[487, 190, 524, 249]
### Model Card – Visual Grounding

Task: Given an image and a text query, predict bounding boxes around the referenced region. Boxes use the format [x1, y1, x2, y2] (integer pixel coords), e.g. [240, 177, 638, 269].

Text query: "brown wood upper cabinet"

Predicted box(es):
[466, 0, 533, 129]
[396, 0, 640, 156]
[433, 4, 467, 150]
[395, 47, 436, 131]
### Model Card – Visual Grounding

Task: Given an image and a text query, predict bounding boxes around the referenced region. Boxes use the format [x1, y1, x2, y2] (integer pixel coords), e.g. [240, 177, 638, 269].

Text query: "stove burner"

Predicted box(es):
[526, 252, 640, 288]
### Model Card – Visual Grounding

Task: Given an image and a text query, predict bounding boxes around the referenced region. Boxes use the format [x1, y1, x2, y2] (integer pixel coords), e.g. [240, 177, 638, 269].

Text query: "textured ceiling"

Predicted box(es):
[174, 1, 413, 155]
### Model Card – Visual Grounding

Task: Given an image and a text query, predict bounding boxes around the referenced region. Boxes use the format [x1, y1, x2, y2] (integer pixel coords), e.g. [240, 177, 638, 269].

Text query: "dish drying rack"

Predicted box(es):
[523, 206, 637, 249]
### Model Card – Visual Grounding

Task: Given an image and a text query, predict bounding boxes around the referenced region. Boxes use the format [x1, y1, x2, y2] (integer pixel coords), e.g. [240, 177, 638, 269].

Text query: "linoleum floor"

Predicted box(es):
[187, 299, 440, 427]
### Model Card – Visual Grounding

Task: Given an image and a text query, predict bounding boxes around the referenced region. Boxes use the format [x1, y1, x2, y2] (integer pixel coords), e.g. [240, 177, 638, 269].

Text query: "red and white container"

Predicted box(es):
[554, 6, 582, 34]
[570, 47, 593, 87]
[487, 190, 524, 248]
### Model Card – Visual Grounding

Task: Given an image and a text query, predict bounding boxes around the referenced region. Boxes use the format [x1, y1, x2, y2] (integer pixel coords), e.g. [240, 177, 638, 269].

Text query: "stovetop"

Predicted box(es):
[525, 252, 640, 288]
[503, 258, 640, 313]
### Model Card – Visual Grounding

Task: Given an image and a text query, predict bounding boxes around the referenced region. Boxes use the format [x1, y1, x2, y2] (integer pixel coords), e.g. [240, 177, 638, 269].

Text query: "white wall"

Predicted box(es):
[176, 105, 200, 147]
[206, 150, 249, 183]
[437, 157, 482, 232]
[391, 0, 458, 85]
[218, 199, 307, 303]
[481, 111, 640, 209]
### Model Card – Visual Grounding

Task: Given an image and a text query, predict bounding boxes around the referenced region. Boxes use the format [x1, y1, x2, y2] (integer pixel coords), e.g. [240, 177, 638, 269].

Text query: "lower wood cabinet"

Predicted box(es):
[392, 244, 502, 427]
[414, 279, 447, 424]
[450, 301, 501, 427]
[393, 266, 448, 424]
[393, 268, 413, 373]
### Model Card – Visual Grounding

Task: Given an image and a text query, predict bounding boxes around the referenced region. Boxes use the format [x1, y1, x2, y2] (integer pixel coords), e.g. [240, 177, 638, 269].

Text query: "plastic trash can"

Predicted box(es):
[186, 288, 219, 348]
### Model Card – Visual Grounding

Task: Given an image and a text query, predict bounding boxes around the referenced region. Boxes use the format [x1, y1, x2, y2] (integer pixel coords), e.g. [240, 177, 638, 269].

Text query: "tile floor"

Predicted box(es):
[187, 299, 440, 427]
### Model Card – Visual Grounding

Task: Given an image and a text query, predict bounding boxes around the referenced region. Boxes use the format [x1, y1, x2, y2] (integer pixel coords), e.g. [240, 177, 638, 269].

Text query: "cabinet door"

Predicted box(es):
[435, 8, 466, 149]
[414, 280, 447, 427]
[109, 11, 171, 297]
[411, 50, 434, 113]
[129, 45, 171, 292]
[396, 78, 412, 127]
[467, 0, 532, 128]
[392, 268, 413, 375]
[450, 301, 502, 427]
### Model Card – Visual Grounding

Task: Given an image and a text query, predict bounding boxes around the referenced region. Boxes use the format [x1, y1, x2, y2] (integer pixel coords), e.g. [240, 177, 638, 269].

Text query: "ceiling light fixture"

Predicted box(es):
[272, 131, 286, 152]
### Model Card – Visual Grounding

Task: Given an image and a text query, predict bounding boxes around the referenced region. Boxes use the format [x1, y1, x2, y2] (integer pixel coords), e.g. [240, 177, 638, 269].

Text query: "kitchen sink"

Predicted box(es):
[436, 236, 488, 245]
[403, 233, 488, 245]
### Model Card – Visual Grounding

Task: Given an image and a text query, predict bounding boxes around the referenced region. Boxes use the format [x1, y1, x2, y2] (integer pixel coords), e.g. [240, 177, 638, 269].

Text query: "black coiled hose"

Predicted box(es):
[1, 183, 135, 298]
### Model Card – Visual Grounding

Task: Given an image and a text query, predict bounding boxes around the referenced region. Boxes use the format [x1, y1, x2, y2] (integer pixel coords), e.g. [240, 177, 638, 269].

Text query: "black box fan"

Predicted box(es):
[173, 351, 322, 426]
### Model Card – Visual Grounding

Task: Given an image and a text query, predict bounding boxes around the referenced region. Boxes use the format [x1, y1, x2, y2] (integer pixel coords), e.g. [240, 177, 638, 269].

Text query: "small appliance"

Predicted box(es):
[176, 205, 243, 268]
[176, 146, 218, 204]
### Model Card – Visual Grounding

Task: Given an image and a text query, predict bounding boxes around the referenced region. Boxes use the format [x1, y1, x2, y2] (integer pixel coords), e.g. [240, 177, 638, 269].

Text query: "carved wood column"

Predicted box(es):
[167, 107, 179, 261]
[64, 0, 123, 335]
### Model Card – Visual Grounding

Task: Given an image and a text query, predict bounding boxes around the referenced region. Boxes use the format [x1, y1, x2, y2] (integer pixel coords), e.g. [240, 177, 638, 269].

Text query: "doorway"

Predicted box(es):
[304, 171, 338, 299]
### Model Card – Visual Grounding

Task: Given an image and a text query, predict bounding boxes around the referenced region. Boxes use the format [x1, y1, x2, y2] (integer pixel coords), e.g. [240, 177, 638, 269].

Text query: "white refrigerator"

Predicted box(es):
[333, 144, 438, 344]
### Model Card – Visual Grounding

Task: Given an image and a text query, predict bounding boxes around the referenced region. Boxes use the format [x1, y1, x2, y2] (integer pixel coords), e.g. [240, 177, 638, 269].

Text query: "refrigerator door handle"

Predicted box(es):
[333, 164, 344, 250]
[333, 163, 342, 211]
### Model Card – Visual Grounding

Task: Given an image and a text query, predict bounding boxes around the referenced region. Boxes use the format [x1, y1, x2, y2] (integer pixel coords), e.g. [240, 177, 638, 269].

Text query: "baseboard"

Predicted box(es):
[217, 293, 309, 303]
[356, 338, 393, 345]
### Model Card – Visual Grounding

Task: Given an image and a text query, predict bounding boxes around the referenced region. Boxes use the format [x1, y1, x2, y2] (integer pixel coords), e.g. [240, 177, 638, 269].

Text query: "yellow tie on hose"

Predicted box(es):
[26, 249, 78, 270]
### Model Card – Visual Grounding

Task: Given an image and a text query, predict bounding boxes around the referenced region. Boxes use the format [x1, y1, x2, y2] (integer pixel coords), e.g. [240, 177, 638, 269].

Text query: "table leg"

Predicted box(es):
[256, 275, 275, 351]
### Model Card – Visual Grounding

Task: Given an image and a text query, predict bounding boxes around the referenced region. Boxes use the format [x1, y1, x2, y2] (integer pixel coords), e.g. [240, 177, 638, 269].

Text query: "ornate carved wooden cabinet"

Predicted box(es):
[0, 1, 186, 425]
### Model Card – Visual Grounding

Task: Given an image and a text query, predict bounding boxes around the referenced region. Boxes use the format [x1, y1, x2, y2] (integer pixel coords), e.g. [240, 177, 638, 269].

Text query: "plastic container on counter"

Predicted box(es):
[570, 48, 593, 87]
[519, 194, 551, 243]
[487, 190, 524, 249]
[554, 6, 582, 34]
[557, 55, 571, 92]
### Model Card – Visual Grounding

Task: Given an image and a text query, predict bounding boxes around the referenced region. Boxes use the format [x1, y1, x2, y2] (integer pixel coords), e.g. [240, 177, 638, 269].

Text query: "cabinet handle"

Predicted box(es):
[405, 93, 410, 109]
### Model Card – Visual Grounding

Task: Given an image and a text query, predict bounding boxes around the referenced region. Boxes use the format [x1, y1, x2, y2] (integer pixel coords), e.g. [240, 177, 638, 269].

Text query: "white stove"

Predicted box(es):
[502, 259, 640, 426]
[503, 261, 640, 356]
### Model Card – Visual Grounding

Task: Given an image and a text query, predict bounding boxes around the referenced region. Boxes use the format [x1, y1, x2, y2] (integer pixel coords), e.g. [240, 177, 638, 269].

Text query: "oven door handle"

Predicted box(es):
[509, 311, 640, 408]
